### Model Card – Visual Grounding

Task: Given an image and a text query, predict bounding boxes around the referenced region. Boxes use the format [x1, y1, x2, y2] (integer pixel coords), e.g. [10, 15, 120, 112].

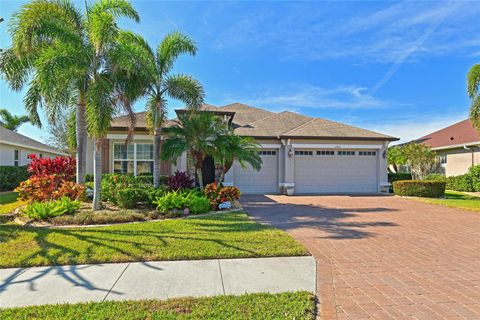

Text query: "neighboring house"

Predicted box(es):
[416, 119, 480, 176]
[0, 126, 67, 166]
[86, 103, 398, 194]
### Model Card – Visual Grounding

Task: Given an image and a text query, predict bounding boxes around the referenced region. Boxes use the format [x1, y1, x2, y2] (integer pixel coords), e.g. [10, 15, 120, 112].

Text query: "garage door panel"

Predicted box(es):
[294, 150, 378, 194]
[233, 150, 278, 194]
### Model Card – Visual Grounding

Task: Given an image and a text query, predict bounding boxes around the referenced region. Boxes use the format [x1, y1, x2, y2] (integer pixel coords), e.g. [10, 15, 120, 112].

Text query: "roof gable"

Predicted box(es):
[418, 119, 480, 148]
[0, 126, 65, 155]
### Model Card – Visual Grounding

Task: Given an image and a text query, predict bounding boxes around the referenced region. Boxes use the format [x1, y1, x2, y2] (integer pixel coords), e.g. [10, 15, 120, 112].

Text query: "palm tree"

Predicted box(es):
[1, 0, 140, 185]
[86, 31, 150, 210]
[131, 31, 204, 188]
[161, 112, 224, 189]
[212, 131, 262, 185]
[468, 63, 480, 129]
[0, 109, 30, 131]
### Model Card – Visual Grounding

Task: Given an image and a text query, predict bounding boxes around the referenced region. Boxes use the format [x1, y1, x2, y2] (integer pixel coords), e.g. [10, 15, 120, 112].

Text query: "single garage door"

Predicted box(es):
[233, 149, 278, 194]
[294, 149, 378, 194]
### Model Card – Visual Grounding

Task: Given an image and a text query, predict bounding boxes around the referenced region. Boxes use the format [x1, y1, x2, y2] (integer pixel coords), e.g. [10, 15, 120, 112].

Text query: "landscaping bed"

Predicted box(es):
[0, 292, 315, 320]
[0, 212, 309, 268]
[10, 200, 242, 227]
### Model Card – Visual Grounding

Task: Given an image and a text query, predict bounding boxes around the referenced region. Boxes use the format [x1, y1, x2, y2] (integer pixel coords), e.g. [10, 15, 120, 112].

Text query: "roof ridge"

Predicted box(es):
[282, 118, 317, 135]
[241, 113, 279, 127]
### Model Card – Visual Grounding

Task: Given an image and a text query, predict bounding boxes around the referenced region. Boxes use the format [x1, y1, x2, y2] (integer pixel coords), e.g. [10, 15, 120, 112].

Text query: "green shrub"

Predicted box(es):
[0, 166, 29, 191]
[146, 187, 167, 207]
[153, 190, 186, 213]
[116, 188, 149, 209]
[153, 190, 211, 214]
[424, 173, 446, 181]
[185, 195, 211, 214]
[24, 197, 81, 220]
[393, 180, 446, 198]
[85, 174, 94, 182]
[467, 165, 480, 191]
[388, 172, 412, 183]
[446, 174, 474, 192]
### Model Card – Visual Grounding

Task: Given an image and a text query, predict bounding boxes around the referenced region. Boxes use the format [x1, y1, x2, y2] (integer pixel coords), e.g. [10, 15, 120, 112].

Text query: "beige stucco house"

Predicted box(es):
[0, 126, 67, 166]
[86, 103, 398, 195]
[417, 119, 480, 176]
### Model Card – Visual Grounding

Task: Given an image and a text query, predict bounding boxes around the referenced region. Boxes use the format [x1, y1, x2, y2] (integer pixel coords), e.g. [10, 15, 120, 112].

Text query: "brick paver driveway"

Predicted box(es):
[241, 195, 480, 320]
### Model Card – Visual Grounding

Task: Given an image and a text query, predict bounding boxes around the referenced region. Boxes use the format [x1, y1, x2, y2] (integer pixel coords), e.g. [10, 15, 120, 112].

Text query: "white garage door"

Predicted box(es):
[233, 149, 278, 194]
[294, 149, 378, 194]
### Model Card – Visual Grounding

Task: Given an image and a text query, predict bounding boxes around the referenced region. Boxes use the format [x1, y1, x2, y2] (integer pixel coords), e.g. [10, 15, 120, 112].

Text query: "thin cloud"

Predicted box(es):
[224, 84, 403, 111]
[213, 1, 480, 64]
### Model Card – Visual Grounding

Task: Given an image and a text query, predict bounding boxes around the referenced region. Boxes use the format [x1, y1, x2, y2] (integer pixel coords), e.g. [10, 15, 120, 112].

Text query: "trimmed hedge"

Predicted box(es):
[0, 166, 30, 191]
[388, 172, 412, 183]
[393, 180, 446, 198]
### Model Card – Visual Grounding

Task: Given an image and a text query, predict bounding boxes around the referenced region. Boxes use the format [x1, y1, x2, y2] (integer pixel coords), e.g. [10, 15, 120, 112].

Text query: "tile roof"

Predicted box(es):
[282, 117, 397, 140]
[234, 111, 312, 137]
[417, 119, 480, 149]
[219, 103, 274, 127]
[0, 126, 66, 155]
[110, 103, 397, 141]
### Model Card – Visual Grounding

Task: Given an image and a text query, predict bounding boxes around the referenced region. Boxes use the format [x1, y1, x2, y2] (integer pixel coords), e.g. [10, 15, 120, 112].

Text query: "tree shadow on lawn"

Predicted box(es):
[0, 214, 280, 297]
[0, 213, 276, 268]
[240, 195, 399, 240]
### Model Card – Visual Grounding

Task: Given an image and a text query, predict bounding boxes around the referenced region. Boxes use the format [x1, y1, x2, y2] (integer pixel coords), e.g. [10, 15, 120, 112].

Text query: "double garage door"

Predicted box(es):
[294, 149, 378, 194]
[231, 148, 378, 194]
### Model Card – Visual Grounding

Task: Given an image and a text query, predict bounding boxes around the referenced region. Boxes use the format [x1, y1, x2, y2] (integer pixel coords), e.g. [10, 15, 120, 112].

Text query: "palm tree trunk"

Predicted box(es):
[197, 166, 204, 189]
[153, 127, 161, 188]
[76, 93, 87, 184]
[92, 139, 103, 210]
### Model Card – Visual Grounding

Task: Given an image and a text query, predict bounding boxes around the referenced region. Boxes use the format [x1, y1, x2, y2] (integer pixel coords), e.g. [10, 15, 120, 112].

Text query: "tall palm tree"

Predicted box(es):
[1, 0, 140, 185]
[212, 131, 262, 184]
[87, 31, 150, 210]
[468, 63, 480, 129]
[131, 31, 204, 188]
[0, 109, 30, 131]
[161, 112, 224, 189]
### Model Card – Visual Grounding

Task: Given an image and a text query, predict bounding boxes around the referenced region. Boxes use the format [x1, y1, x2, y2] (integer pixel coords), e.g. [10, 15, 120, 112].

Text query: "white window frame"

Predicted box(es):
[14, 149, 19, 167]
[438, 155, 447, 164]
[112, 142, 154, 176]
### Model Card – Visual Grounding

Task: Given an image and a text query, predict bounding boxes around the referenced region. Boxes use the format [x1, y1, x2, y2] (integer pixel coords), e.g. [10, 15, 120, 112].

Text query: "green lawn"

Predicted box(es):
[0, 292, 316, 320]
[418, 190, 480, 212]
[0, 192, 25, 214]
[0, 212, 308, 268]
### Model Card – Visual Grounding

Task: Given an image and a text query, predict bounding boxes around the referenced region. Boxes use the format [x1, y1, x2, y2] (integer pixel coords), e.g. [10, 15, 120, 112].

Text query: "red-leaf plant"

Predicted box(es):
[16, 155, 83, 202]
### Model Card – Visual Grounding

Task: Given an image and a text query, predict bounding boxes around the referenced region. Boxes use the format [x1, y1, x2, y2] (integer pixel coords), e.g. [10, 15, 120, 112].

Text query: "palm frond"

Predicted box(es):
[470, 96, 480, 131]
[467, 64, 480, 99]
[0, 48, 32, 91]
[88, 0, 140, 23]
[9, 0, 83, 54]
[157, 31, 197, 76]
[86, 73, 115, 138]
[164, 74, 205, 108]
[23, 78, 43, 127]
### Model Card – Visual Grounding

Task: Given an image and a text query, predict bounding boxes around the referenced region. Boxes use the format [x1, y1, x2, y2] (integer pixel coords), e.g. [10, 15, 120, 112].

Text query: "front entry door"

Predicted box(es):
[202, 155, 216, 186]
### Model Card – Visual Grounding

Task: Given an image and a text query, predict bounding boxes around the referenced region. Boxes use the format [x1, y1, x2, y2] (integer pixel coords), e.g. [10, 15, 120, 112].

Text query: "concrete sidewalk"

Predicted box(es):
[0, 256, 316, 308]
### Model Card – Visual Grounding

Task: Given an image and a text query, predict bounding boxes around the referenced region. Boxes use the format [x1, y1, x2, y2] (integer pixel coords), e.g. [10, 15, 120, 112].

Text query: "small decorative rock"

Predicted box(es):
[184, 208, 190, 216]
[218, 201, 232, 210]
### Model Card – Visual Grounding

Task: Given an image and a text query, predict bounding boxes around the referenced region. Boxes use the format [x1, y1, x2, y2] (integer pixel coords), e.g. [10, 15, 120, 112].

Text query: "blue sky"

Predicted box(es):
[1, 0, 479, 144]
